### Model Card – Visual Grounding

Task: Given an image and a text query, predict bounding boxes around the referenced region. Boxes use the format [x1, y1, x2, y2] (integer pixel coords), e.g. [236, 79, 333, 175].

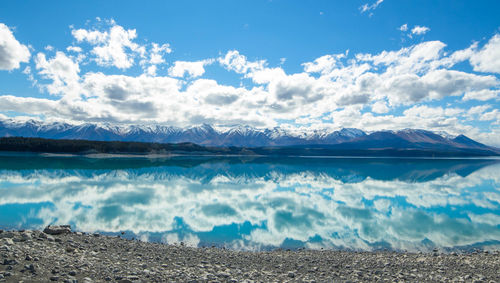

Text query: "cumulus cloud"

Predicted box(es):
[302, 53, 347, 74]
[411, 25, 430, 35]
[0, 23, 30, 70]
[0, 95, 58, 114]
[218, 50, 265, 74]
[71, 21, 146, 69]
[462, 89, 499, 101]
[168, 59, 213, 78]
[371, 101, 389, 114]
[66, 46, 82, 53]
[149, 43, 171, 64]
[141, 43, 172, 75]
[0, 20, 499, 140]
[35, 51, 81, 96]
[470, 34, 500, 73]
[325, 104, 482, 141]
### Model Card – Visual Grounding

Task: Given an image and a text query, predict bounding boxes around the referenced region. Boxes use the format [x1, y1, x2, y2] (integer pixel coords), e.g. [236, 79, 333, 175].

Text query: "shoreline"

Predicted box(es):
[1, 151, 500, 160]
[1, 227, 499, 282]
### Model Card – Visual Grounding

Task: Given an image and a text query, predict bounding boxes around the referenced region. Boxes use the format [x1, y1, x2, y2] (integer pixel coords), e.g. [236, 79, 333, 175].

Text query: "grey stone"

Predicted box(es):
[20, 232, 32, 240]
[3, 259, 19, 265]
[24, 264, 35, 272]
[0, 232, 15, 239]
[2, 238, 14, 246]
[0, 245, 10, 252]
[44, 225, 71, 235]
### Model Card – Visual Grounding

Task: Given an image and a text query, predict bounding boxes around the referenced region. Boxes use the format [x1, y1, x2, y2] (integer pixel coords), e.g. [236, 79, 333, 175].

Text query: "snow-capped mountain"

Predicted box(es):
[0, 119, 368, 147]
[0, 119, 495, 152]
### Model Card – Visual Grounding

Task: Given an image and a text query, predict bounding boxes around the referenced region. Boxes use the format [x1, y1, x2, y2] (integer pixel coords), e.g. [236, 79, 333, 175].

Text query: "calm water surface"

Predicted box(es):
[1, 154, 499, 252]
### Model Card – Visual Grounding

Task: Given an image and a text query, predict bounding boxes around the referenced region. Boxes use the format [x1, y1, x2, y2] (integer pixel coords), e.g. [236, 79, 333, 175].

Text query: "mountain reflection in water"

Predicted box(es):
[0, 154, 499, 251]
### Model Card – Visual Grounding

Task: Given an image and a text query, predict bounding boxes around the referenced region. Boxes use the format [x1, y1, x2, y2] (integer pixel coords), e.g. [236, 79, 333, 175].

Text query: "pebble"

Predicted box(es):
[0, 227, 497, 282]
[44, 225, 72, 235]
[0, 245, 10, 252]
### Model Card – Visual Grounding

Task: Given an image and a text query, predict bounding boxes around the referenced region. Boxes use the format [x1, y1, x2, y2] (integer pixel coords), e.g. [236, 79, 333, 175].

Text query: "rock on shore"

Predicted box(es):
[0, 226, 499, 282]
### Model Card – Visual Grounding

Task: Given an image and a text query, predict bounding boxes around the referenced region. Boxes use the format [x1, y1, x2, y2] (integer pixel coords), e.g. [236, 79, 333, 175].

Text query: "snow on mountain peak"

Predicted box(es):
[0, 118, 480, 147]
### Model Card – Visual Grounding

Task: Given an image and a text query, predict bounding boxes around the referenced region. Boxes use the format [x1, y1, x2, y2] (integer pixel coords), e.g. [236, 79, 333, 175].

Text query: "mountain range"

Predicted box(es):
[0, 119, 498, 156]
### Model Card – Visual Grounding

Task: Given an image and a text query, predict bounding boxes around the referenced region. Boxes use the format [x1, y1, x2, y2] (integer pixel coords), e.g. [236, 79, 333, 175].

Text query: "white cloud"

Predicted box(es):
[327, 104, 476, 138]
[218, 50, 265, 74]
[66, 46, 82, 53]
[462, 89, 499, 101]
[302, 53, 347, 74]
[148, 43, 171, 65]
[71, 22, 145, 69]
[0, 23, 30, 70]
[360, 0, 384, 14]
[0, 95, 58, 114]
[3, 36, 498, 132]
[145, 65, 157, 76]
[470, 34, 500, 73]
[35, 51, 81, 96]
[137, 43, 172, 76]
[168, 59, 212, 78]
[479, 109, 500, 121]
[411, 25, 430, 35]
[1, 20, 500, 141]
[371, 101, 389, 113]
[466, 105, 492, 118]
[399, 24, 408, 32]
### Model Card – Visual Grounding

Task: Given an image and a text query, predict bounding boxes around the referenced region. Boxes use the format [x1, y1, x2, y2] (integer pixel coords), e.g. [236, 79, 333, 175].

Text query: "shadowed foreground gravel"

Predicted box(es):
[1, 228, 499, 282]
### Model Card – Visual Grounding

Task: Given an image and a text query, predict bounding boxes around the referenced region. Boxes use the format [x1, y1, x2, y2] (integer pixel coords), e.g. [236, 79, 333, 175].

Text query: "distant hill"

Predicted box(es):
[0, 135, 498, 157]
[0, 119, 367, 146]
[0, 119, 499, 157]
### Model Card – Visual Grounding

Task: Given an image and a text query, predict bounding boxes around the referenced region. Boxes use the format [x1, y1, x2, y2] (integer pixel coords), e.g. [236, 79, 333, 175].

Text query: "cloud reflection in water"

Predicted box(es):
[0, 155, 499, 251]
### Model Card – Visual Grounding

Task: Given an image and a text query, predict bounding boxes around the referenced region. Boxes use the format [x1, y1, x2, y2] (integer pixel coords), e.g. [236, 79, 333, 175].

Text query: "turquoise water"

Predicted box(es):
[0, 154, 499, 251]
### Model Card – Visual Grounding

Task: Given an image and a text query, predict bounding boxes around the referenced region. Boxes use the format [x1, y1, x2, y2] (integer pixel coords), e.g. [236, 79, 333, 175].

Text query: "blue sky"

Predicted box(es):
[0, 0, 499, 144]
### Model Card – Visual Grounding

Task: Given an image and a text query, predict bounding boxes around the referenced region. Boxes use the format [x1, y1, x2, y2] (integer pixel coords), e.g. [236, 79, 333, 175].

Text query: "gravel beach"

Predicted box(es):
[1, 227, 499, 282]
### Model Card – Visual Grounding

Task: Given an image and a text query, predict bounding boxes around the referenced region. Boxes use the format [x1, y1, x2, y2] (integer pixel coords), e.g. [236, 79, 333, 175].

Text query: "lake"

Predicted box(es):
[1, 153, 499, 252]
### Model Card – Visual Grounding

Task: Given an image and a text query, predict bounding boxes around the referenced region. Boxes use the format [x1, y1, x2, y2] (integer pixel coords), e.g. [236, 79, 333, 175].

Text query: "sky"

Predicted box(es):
[0, 0, 499, 144]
